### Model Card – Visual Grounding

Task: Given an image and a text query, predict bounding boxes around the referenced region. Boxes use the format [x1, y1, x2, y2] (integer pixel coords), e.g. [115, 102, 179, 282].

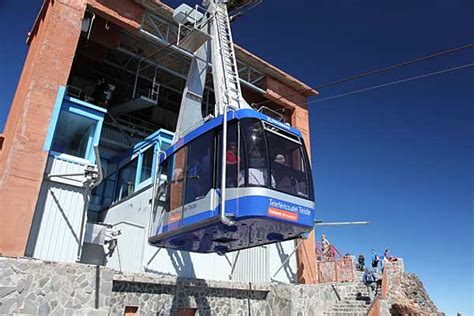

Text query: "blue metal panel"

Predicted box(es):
[43, 87, 66, 151]
[150, 192, 315, 253]
[109, 129, 174, 204]
[43, 86, 107, 163]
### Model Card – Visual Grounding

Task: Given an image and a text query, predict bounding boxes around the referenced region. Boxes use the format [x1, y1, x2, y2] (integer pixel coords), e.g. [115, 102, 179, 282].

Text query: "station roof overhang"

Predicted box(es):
[27, 0, 318, 101]
[135, 0, 318, 98]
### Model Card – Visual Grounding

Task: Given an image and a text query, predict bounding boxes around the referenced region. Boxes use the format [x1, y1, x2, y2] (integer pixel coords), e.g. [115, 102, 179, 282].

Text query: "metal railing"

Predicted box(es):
[315, 242, 355, 284]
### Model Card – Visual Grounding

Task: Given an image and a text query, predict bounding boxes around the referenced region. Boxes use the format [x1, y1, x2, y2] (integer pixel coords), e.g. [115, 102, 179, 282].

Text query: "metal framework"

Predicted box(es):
[139, 11, 266, 92]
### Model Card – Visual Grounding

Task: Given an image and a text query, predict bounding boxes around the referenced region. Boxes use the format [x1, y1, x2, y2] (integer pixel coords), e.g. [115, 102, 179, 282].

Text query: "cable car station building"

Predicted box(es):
[0, 0, 319, 285]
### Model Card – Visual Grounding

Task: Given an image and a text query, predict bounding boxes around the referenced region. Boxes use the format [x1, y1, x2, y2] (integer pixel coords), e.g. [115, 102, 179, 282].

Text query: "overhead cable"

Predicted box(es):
[254, 43, 474, 106]
[308, 62, 474, 104]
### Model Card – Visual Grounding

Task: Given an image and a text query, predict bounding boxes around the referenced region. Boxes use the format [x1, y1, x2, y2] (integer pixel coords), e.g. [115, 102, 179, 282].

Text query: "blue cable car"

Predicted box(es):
[149, 109, 315, 253]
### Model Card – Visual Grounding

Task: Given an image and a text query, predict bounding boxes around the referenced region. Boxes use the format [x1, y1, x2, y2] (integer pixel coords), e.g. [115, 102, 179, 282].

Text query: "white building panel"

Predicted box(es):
[268, 240, 298, 283]
[101, 186, 298, 283]
[231, 246, 270, 283]
[106, 221, 145, 273]
[27, 155, 91, 263]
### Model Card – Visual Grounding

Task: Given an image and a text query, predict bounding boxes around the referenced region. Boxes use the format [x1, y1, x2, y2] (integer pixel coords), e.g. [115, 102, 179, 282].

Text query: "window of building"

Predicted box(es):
[115, 159, 138, 201]
[45, 87, 106, 162]
[50, 110, 96, 159]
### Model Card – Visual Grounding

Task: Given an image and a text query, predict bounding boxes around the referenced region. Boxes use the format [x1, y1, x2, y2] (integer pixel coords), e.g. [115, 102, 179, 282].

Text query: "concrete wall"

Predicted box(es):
[0, 256, 356, 315]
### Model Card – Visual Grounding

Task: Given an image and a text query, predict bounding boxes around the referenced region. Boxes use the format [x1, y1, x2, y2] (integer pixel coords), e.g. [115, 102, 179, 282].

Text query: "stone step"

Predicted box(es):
[329, 304, 369, 309]
[324, 311, 367, 315]
[328, 305, 370, 310]
[333, 301, 369, 306]
[328, 308, 369, 312]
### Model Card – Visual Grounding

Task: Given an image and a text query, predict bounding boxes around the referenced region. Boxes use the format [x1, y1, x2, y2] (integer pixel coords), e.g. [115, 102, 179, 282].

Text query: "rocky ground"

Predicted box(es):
[392, 272, 444, 315]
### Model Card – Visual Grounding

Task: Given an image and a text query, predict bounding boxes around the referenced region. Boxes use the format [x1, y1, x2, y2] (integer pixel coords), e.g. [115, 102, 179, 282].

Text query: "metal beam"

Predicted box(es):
[136, 13, 266, 94]
[314, 221, 370, 226]
[103, 59, 183, 95]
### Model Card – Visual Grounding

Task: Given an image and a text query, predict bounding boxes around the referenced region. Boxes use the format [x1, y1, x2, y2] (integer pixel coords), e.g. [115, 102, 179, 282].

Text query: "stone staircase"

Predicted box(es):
[323, 271, 374, 315]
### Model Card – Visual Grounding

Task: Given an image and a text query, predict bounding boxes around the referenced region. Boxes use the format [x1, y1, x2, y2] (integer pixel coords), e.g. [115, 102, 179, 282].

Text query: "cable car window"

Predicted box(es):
[184, 132, 213, 204]
[158, 158, 171, 214]
[115, 159, 138, 201]
[240, 119, 274, 187]
[217, 123, 246, 188]
[266, 131, 310, 198]
[139, 147, 154, 183]
[169, 148, 186, 211]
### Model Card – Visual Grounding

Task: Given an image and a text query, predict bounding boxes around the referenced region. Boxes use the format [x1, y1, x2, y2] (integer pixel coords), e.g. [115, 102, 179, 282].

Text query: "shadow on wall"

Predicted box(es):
[171, 278, 212, 316]
[167, 249, 196, 279]
[275, 242, 296, 283]
[25, 183, 84, 258]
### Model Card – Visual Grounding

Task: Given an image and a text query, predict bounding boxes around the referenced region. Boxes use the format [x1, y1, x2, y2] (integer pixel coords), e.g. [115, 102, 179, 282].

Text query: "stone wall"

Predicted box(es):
[399, 273, 440, 313]
[316, 256, 356, 284]
[0, 256, 359, 315]
[0, 257, 113, 315]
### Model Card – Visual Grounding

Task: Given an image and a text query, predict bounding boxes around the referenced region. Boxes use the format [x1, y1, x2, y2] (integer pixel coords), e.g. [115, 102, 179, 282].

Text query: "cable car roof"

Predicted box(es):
[163, 109, 303, 162]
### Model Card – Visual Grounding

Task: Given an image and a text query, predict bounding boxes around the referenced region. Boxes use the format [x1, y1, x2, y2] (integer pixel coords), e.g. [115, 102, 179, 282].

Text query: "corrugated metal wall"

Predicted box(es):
[27, 156, 89, 263]
[106, 221, 145, 273]
[231, 246, 270, 283]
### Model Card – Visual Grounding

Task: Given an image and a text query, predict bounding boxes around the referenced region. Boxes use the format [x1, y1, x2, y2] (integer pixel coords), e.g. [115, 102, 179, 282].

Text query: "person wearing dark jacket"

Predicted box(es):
[357, 254, 365, 271]
[362, 269, 379, 302]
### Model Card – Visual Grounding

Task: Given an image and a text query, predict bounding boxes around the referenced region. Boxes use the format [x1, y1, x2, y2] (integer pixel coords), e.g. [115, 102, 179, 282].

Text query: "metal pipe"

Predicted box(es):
[91, 146, 104, 189]
[314, 221, 369, 226]
[77, 145, 104, 261]
[229, 250, 241, 279]
[145, 247, 162, 269]
[47, 172, 86, 178]
[147, 150, 165, 245]
[86, 13, 96, 41]
[220, 104, 233, 226]
[132, 61, 141, 99]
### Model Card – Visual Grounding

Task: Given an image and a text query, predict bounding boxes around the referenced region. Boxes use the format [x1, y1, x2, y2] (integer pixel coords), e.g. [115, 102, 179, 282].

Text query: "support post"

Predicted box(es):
[292, 105, 318, 284]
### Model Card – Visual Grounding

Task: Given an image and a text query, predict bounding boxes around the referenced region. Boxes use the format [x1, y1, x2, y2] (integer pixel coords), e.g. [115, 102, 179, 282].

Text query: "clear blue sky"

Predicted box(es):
[1, 0, 473, 314]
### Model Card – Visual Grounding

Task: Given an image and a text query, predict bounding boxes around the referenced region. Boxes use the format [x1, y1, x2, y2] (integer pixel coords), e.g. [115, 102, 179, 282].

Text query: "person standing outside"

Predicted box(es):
[357, 254, 365, 271]
[321, 235, 331, 259]
[371, 249, 380, 273]
[362, 268, 379, 303]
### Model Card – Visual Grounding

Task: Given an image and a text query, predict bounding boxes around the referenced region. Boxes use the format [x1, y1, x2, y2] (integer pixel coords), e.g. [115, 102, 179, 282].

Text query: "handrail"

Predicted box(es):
[76, 145, 104, 261]
[220, 105, 234, 226]
[315, 241, 345, 261]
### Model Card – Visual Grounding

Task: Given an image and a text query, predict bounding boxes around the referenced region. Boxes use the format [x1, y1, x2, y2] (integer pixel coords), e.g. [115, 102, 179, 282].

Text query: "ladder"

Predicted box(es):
[211, 2, 247, 115]
[150, 67, 160, 102]
[171, 1, 251, 141]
